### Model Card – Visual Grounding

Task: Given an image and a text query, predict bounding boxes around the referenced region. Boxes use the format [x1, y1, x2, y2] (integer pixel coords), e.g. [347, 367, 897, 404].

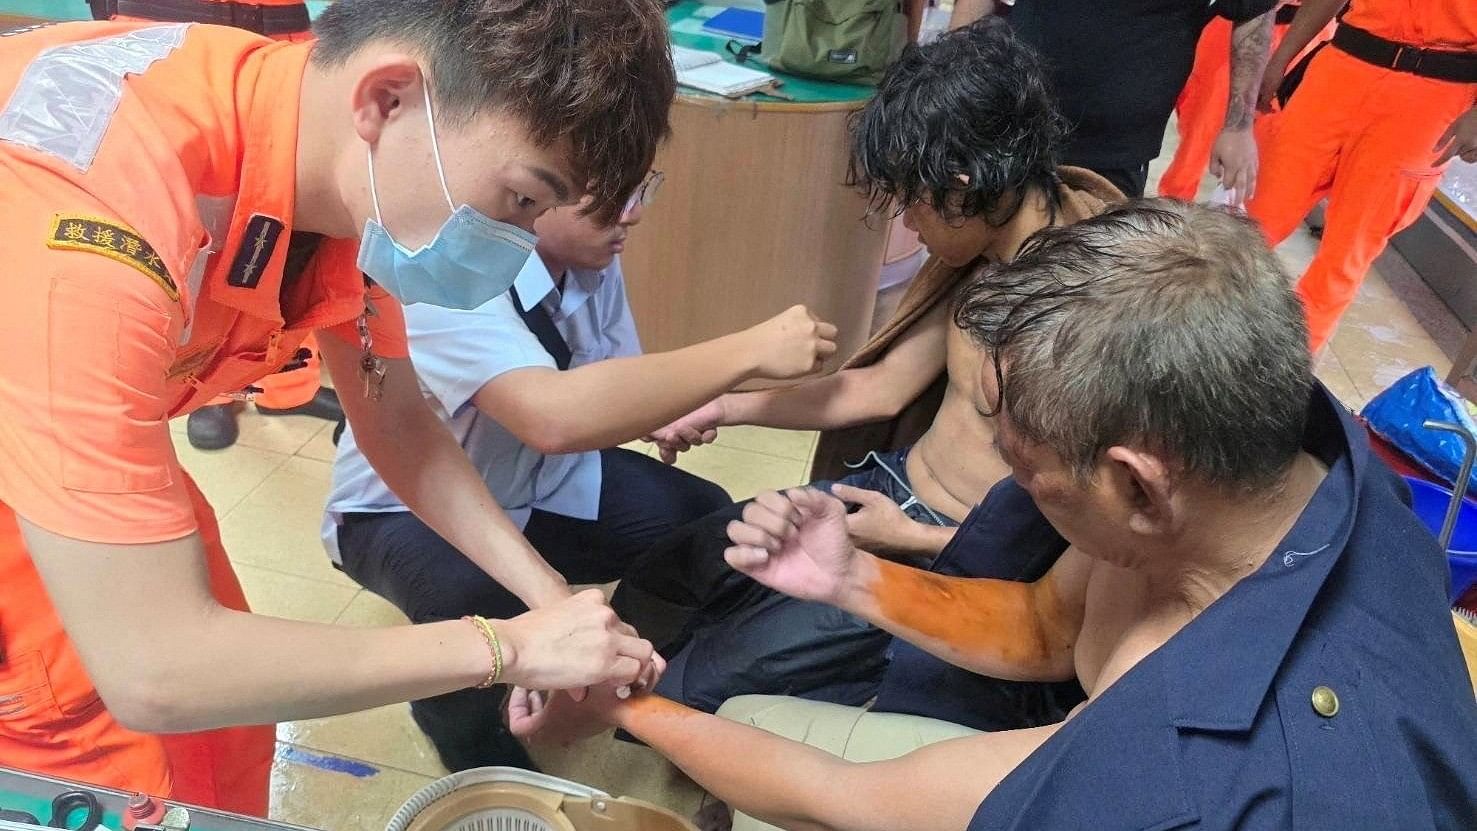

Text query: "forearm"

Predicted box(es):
[21, 522, 495, 733]
[840, 554, 1073, 681]
[509, 331, 762, 453]
[1271, 0, 1343, 66]
[723, 368, 898, 432]
[895, 521, 956, 558]
[1227, 11, 1275, 130]
[149, 608, 490, 731]
[365, 398, 568, 606]
[615, 696, 850, 831]
[329, 340, 570, 608]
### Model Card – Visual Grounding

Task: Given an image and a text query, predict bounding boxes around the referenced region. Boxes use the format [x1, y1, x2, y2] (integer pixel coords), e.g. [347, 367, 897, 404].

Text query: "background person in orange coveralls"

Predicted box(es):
[89, 0, 344, 451]
[1245, 0, 1477, 352]
[1158, 3, 1335, 201]
[0, 0, 672, 816]
[948, 0, 1276, 200]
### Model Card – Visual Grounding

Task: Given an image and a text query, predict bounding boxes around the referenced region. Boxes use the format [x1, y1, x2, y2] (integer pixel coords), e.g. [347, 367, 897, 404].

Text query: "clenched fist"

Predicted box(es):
[743, 305, 839, 381]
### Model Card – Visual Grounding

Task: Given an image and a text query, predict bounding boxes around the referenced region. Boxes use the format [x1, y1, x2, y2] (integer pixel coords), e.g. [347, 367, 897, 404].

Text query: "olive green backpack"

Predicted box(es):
[760, 0, 906, 86]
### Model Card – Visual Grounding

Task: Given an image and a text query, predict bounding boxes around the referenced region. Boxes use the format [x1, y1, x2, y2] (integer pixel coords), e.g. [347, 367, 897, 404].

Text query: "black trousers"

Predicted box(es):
[611, 449, 954, 715]
[336, 447, 729, 771]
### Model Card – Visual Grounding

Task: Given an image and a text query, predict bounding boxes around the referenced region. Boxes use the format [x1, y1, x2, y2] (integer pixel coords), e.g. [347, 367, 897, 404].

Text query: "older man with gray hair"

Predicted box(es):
[515, 199, 1477, 830]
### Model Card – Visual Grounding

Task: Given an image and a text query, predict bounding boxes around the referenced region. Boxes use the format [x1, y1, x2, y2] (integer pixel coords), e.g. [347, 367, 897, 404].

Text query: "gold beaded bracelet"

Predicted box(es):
[463, 615, 503, 689]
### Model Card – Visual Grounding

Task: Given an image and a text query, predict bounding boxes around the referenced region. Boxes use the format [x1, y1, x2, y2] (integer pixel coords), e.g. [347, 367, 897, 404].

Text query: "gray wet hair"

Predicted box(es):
[954, 198, 1312, 493]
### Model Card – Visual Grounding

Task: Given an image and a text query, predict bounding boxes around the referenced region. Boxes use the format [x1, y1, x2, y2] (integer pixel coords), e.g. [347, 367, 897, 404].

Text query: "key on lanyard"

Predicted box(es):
[357, 297, 387, 402]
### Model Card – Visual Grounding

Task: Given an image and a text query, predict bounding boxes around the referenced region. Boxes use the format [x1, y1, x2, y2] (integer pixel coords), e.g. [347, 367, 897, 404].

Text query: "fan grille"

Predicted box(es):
[449, 808, 554, 831]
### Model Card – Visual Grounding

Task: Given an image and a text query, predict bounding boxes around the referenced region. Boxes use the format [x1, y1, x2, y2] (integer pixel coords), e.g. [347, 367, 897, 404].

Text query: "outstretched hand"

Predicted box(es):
[1209, 127, 1258, 203]
[646, 399, 724, 464]
[724, 488, 863, 605]
[1435, 107, 1477, 165]
[832, 483, 929, 559]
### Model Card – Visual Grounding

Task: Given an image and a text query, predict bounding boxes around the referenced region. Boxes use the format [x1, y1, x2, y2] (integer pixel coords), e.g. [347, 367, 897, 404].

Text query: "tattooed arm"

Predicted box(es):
[1210, 10, 1275, 200]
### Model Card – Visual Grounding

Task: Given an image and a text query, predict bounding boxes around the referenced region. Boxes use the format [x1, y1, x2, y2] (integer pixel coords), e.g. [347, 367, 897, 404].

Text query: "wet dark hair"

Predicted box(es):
[954, 199, 1312, 493]
[848, 17, 1067, 225]
[312, 0, 675, 224]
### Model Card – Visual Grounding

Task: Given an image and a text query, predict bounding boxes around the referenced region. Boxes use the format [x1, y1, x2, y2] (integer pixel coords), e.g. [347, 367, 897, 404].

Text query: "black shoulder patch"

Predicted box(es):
[47, 214, 178, 301]
[229, 213, 285, 289]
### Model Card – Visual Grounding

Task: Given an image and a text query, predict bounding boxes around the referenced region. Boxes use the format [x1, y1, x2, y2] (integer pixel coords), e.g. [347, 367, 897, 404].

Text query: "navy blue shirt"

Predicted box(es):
[871, 479, 1084, 731]
[969, 386, 1477, 829]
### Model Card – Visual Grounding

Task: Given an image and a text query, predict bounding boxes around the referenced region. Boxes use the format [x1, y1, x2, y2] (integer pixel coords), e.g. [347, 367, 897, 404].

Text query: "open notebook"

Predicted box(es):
[672, 44, 775, 98]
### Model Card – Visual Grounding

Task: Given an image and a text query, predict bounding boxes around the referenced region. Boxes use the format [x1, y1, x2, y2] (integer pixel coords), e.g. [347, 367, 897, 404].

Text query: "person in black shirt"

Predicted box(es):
[951, 0, 1277, 198]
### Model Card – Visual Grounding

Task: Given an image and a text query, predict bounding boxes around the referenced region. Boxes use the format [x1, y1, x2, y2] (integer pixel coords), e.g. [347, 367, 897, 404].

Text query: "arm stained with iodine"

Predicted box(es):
[857, 547, 1093, 682]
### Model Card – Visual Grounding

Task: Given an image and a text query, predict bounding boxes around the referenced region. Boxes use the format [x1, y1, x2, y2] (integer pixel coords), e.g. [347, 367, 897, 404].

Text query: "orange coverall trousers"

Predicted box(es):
[0, 483, 271, 816]
[1246, 46, 1475, 350]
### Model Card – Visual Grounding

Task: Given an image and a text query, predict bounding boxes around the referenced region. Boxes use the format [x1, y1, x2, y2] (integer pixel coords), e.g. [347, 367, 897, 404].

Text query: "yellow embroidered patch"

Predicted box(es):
[47, 214, 179, 302]
[166, 340, 221, 381]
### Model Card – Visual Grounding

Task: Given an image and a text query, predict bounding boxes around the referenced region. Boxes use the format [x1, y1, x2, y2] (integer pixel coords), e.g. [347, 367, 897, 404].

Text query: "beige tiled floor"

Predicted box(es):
[176, 411, 810, 829]
[180, 126, 1463, 829]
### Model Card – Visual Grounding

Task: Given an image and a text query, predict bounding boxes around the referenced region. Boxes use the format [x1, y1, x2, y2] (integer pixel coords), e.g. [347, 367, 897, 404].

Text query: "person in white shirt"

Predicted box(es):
[324, 172, 838, 771]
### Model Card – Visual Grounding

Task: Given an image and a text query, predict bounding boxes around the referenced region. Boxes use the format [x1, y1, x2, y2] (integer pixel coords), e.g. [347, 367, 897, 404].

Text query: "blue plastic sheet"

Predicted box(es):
[1362, 366, 1477, 496]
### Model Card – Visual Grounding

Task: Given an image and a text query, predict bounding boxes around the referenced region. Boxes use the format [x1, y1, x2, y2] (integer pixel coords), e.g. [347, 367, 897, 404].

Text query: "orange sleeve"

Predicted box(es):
[0, 219, 195, 545]
[310, 239, 409, 360]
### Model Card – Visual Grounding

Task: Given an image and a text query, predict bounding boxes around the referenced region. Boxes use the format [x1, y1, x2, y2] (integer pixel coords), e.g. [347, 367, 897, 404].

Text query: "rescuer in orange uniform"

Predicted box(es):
[1246, 0, 1477, 351]
[1158, 4, 1333, 200]
[0, 0, 674, 815]
[89, 0, 342, 451]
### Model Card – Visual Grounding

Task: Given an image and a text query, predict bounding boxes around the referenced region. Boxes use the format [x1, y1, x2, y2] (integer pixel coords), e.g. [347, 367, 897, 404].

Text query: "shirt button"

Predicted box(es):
[1311, 685, 1340, 718]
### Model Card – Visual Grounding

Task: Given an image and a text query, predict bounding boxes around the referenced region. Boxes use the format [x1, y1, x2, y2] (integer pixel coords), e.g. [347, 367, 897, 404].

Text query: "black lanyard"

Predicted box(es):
[508, 285, 573, 371]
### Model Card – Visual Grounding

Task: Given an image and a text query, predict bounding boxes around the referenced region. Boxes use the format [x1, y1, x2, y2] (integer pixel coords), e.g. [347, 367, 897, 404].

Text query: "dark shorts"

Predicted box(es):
[613, 446, 958, 714]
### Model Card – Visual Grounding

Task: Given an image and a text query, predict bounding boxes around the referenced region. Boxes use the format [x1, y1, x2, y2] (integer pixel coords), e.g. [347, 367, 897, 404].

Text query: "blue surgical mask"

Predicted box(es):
[357, 78, 536, 310]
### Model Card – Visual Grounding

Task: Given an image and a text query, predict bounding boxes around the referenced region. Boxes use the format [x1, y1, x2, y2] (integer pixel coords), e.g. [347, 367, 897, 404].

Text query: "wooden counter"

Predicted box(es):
[621, 92, 887, 366]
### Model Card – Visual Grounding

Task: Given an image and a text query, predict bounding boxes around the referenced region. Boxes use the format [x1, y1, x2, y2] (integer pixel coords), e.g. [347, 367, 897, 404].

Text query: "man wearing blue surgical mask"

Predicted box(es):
[357, 76, 538, 310]
[0, 0, 674, 812]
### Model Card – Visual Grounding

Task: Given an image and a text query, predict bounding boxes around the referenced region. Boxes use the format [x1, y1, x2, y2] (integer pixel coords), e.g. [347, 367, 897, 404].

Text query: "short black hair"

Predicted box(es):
[312, 0, 675, 224]
[954, 199, 1312, 493]
[849, 17, 1067, 225]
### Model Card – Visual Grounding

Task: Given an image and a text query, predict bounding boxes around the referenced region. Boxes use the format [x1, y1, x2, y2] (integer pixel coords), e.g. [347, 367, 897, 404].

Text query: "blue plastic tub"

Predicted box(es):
[1403, 476, 1477, 602]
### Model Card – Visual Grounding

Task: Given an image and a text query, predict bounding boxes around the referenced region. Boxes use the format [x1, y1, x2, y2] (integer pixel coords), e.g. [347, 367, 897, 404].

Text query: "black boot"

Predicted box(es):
[257, 386, 344, 422]
[186, 403, 241, 450]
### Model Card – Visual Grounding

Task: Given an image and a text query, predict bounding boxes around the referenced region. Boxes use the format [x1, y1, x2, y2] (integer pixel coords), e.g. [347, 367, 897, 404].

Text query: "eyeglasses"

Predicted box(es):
[621, 170, 665, 220]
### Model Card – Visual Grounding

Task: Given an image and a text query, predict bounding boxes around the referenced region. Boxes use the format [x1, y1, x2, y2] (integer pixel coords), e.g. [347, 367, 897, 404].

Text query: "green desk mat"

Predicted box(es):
[0, 1, 872, 106]
[668, 1, 874, 105]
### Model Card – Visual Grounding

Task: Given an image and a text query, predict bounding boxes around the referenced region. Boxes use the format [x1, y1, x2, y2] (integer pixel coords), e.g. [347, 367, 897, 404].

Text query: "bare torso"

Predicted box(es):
[1073, 561, 1163, 697]
[906, 321, 1012, 522]
[1065, 450, 1329, 699]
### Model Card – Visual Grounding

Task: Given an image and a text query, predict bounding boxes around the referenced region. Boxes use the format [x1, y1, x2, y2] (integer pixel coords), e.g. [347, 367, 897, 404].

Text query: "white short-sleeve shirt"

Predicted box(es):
[322, 253, 642, 563]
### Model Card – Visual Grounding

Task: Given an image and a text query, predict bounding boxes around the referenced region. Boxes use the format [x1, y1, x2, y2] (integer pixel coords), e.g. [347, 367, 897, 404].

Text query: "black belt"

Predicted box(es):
[1332, 23, 1477, 84]
[1273, 5, 1299, 26]
[89, 0, 310, 36]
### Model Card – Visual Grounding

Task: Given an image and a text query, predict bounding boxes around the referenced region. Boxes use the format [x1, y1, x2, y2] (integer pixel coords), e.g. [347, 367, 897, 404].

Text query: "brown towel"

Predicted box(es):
[809, 167, 1123, 482]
